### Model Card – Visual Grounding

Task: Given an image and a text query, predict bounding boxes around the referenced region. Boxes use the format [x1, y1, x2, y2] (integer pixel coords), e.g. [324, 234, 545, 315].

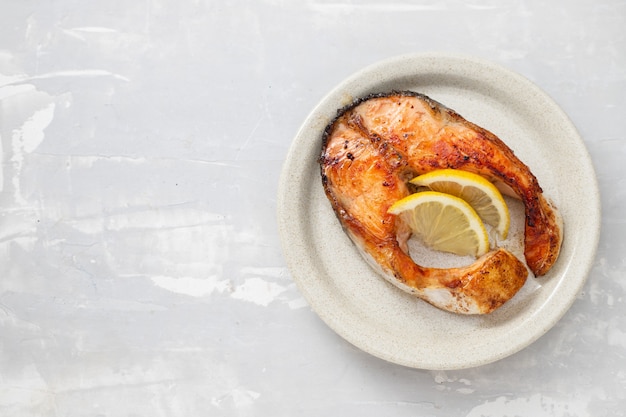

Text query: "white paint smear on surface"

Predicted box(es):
[0, 83, 36, 100]
[151, 275, 231, 297]
[607, 326, 626, 349]
[10, 102, 56, 204]
[287, 297, 308, 309]
[2, 69, 130, 85]
[466, 393, 591, 417]
[70, 26, 119, 33]
[211, 387, 261, 408]
[231, 277, 287, 307]
[30, 69, 130, 82]
[13, 102, 56, 153]
[0, 363, 52, 410]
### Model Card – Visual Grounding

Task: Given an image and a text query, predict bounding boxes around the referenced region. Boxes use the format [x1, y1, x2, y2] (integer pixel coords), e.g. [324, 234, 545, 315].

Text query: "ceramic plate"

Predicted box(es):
[276, 53, 600, 370]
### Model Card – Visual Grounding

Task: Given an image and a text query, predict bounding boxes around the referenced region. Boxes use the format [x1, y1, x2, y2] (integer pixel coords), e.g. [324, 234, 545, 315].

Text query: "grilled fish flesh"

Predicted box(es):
[320, 91, 563, 314]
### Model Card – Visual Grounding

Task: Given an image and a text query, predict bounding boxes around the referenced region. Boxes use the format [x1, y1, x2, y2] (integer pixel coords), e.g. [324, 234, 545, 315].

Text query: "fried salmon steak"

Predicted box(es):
[320, 91, 563, 314]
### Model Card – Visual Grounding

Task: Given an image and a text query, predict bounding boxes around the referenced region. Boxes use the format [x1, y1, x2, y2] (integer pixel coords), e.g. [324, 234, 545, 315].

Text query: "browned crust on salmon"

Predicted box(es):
[319, 91, 563, 314]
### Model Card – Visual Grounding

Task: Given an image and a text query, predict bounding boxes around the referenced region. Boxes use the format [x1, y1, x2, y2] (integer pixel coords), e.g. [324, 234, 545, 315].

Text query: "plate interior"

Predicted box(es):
[277, 53, 600, 370]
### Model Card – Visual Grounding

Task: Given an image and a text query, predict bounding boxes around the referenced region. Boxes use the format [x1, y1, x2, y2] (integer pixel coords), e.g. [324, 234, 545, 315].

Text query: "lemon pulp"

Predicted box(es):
[410, 169, 510, 238]
[388, 191, 489, 257]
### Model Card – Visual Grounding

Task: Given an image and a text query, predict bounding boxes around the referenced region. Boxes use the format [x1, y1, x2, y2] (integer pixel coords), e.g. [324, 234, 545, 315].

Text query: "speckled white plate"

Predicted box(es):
[277, 53, 600, 370]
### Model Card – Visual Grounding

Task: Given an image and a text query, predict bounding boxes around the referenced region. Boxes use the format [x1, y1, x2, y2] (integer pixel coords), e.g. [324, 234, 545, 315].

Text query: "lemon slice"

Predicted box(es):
[410, 169, 510, 238]
[388, 191, 489, 257]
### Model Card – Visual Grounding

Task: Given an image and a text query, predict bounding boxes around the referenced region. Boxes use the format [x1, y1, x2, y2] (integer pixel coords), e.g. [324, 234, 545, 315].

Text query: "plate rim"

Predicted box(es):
[277, 52, 601, 370]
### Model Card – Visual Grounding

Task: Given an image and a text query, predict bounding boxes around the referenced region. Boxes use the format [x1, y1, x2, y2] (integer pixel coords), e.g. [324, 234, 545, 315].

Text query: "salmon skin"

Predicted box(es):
[319, 91, 563, 314]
